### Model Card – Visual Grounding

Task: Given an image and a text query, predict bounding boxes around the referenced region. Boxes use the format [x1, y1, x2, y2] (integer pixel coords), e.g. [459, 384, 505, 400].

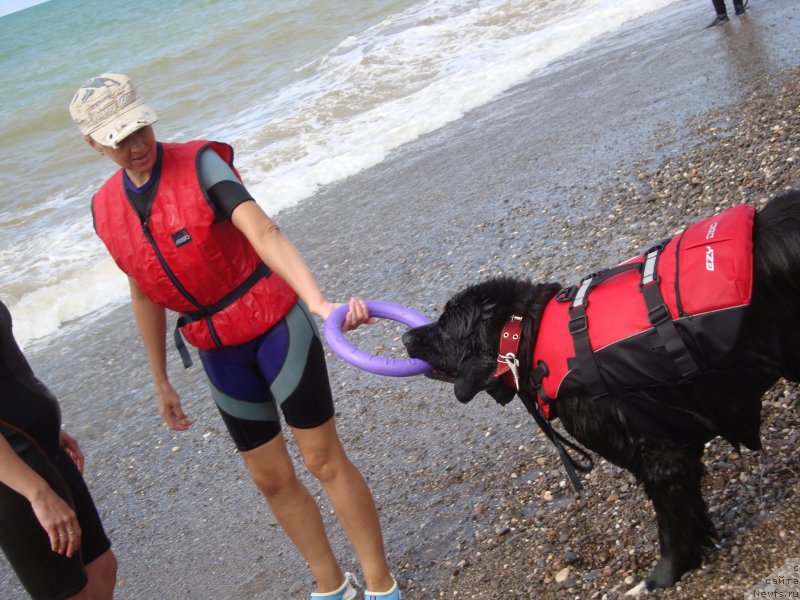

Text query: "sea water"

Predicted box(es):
[0, 0, 681, 348]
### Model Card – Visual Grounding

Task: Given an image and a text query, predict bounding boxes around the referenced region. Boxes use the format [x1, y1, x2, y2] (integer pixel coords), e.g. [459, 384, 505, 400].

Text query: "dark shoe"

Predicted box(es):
[706, 14, 729, 27]
[734, 5, 746, 15]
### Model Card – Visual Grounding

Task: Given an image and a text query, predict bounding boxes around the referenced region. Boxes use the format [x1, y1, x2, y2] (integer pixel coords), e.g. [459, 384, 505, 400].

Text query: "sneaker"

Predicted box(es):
[706, 14, 729, 27]
[310, 573, 358, 600]
[734, 4, 746, 15]
[364, 579, 401, 600]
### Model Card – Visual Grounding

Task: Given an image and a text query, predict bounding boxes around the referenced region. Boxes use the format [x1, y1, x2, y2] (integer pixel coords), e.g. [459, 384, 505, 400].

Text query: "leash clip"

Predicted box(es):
[498, 352, 520, 390]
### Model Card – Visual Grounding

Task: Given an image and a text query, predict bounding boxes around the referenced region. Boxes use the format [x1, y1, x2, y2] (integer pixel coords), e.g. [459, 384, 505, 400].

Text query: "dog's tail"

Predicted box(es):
[750, 188, 800, 378]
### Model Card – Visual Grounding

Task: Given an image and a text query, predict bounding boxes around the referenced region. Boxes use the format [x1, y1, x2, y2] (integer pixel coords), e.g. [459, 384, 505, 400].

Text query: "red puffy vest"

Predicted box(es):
[92, 140, 297, 350]
[532, 204, 755, 418]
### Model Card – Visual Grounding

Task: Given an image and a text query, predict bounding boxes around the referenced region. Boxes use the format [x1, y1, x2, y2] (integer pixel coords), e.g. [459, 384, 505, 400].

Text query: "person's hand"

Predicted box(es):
[155, 381, 192, 431]
[343, 297, 373, 331]
[319, 298, 373, 331]
[59, 430, 84, 475]
[29, 487, 82, 557]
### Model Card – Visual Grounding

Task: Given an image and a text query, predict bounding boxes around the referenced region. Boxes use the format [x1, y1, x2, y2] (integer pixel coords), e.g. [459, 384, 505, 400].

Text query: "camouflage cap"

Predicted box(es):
[69, 73, 157, 148]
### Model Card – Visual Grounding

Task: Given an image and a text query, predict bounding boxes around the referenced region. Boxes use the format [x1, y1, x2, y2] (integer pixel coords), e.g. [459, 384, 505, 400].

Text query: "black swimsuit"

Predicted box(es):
[0, 300, 111, 600]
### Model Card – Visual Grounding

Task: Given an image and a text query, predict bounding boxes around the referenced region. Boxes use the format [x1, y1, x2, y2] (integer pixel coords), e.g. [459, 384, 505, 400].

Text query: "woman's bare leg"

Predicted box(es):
[241, 432, 344, 593]
[67, 548, 117, 599]
[292, 418, 393, 592]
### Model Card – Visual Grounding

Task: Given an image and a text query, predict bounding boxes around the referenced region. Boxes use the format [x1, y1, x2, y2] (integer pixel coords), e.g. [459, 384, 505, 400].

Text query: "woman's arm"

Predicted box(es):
[0, 434, 81, 557]
[231, 201, 369, 328]
[128, 277, 192, 430]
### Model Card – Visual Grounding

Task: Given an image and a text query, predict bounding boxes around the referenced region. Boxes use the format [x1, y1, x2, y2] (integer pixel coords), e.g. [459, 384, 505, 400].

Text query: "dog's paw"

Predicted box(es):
[625, 581, 648, 596]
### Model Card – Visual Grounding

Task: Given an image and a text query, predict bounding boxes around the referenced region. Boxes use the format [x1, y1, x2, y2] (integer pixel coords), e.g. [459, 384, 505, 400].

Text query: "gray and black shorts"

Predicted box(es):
[198, 302, 335, 451]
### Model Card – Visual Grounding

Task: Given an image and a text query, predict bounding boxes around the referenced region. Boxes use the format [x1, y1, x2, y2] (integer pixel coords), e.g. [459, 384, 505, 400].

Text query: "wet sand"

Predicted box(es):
[3, 1, 800, 598]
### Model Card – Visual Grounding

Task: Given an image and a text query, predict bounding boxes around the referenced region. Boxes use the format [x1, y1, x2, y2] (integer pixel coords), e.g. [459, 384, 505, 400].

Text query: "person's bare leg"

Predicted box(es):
[292, 418, 393, 592]
[241, 433, 344, 593]
[82, 548, 117, 599]
[66, 547, 117, 599]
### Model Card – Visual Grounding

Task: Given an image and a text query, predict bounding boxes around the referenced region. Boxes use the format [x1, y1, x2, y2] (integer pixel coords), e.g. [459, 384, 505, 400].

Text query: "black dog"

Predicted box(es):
[402, 189, 800, 592]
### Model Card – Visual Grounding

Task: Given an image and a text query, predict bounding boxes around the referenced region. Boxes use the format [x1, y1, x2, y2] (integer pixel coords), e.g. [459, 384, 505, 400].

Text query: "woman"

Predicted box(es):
[69, 73, 399, 600]
[0, 299, 118, 599]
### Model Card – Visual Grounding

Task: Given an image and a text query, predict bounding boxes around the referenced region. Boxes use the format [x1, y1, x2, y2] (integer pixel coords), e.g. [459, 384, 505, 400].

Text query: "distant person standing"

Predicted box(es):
[0, 299, 117, 599]
[707, 0, 747, 27]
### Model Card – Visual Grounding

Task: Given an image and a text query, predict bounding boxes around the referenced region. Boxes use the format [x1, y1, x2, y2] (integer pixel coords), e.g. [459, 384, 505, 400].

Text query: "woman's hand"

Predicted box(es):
[29, 487, 82, 557]
[155, 381, 192, 431]
[0, 435, 80, 556]
[317, 298, 373, 331]
[59, 430, 84, 475]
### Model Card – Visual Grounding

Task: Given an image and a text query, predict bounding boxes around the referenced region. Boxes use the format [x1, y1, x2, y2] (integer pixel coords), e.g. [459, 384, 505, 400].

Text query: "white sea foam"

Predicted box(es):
[11, 258, 128, 349]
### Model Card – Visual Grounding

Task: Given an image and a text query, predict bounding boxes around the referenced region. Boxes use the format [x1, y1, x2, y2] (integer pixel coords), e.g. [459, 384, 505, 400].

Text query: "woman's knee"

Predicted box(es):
[250, 464, 299, 497]
[293, 421, 352, 483]
[242, 444, 298, 497]
[302, 446, 349, 484]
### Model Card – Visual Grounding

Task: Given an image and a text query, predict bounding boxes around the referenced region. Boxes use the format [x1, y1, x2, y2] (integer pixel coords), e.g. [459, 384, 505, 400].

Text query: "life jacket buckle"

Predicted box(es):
[568, 315, 588, 334]
[648, 303, 671, 326]
[555, 286, 576, 303]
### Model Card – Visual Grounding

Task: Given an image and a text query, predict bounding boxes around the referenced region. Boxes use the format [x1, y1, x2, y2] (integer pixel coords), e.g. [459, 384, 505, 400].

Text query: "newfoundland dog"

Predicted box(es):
[402, 189, 800, 592]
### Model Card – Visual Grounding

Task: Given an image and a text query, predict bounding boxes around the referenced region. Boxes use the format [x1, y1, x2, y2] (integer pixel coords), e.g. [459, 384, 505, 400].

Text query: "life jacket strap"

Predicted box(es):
[567, 302, 609, 399]
[177, 263, 271, 325]
[174, 263, 272, 367]
[173, 323, 194, 368]
[518, 389, 594, 493]
[640, 242, 700, 378]
[555, 262, 642, 306]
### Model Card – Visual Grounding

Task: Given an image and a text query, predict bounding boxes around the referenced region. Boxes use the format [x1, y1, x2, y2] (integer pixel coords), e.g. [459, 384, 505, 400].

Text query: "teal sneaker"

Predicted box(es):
[364, 579, 400, 600]
[310, 573, 357, 600]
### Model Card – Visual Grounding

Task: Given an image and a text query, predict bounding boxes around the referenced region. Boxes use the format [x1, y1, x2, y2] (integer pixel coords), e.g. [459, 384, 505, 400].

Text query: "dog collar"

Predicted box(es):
[495, 315, 523, 390]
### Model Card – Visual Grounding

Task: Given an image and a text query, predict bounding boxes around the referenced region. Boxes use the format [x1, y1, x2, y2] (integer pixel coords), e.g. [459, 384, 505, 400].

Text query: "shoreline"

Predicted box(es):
[4, 1, 800, 598]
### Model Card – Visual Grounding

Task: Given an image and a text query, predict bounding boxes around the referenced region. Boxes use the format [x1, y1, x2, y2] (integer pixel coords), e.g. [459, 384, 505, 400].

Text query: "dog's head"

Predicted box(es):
[403, 277, 559, 405]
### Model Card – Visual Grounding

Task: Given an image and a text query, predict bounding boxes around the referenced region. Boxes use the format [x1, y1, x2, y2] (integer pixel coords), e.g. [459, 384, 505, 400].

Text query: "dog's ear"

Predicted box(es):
[453, 356, 494, 403]
[485, 379, 516, 406]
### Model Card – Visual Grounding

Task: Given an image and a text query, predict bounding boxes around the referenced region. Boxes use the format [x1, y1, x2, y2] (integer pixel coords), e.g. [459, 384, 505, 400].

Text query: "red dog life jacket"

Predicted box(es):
[92, 140, 297, 351]
[531, 204, 755, 418]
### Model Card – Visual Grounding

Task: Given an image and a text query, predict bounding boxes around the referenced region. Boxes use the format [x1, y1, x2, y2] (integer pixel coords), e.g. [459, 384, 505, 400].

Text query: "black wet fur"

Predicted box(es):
[402, 189, 800, 591]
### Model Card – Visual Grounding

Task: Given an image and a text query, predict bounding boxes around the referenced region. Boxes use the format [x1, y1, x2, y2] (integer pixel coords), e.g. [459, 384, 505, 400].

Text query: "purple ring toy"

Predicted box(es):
[323, 301, 432, 376]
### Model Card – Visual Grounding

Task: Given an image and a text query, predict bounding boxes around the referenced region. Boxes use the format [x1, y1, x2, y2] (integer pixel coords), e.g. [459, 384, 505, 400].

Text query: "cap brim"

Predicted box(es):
[88, 102, 158, 148]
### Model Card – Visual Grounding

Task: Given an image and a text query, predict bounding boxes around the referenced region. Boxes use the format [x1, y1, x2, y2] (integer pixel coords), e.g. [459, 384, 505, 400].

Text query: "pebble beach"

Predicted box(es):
[3, 1, 800, 599]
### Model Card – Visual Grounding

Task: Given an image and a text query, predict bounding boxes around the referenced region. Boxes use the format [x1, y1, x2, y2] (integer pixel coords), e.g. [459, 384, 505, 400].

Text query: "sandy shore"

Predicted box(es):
[4, 1, 800, 598]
